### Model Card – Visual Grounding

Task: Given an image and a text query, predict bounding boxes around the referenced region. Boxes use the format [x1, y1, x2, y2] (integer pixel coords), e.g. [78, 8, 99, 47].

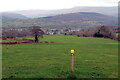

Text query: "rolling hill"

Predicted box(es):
[1, 12, 28, 22]
[14, 6, 117, 18]
[39, 12, 117, 28]
[2, 12, 117, 29]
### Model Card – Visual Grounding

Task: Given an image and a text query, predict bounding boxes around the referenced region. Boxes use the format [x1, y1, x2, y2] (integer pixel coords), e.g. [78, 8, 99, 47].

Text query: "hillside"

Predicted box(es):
[1, 12, 28, 22]
[14, 6, 117, 18]
[2, 12, 117, 29]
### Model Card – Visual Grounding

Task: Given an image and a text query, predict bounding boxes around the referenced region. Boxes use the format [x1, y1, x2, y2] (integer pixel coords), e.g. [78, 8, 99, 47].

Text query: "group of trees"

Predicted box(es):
[2, 26, 44, 43]
[2, 30, 16, 39]
[93, 26, 116, 39]
[66, 26, 118, 41]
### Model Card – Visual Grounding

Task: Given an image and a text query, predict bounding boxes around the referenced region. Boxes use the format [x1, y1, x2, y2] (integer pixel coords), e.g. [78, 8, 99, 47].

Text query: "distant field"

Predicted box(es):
[2, 35, 118, 78]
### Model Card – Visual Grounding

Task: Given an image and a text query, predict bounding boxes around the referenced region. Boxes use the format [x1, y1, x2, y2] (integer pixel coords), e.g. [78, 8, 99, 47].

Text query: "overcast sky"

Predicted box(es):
[0, 0, 119, 12]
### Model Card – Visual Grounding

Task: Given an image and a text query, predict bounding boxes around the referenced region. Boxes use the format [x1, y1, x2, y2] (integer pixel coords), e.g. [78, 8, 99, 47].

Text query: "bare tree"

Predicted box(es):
[31, 26, 44, 43]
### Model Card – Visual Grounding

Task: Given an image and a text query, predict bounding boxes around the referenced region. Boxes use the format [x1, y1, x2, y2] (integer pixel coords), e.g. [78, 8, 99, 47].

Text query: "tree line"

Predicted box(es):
[64, 26, 119, 41]
[1, 26, 120, 42]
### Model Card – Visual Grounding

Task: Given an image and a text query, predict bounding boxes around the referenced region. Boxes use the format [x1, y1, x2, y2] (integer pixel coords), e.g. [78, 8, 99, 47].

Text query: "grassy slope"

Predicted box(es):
[2, 35, 118, 78]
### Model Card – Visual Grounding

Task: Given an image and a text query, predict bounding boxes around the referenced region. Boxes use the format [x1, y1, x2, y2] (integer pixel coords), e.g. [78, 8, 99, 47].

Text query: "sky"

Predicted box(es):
[0, 0, 119, 12]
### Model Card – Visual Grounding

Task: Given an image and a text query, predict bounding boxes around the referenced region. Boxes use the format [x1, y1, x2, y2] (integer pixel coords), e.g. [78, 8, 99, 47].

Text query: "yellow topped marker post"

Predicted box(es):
[70, 49, 75, 77]
[70, 49, 75, 54]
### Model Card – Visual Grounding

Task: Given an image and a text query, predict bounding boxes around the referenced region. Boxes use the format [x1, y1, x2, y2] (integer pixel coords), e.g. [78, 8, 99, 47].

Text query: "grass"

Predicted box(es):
[1, 39, 18, 42]
[2, 35, 118, 78]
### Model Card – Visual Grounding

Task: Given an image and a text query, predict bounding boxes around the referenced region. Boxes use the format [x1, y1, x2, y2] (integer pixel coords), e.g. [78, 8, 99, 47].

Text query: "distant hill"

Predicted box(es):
[2, 12, 118, 28]
[37, 12, 117, 27]
[1, 12, 28, 22]
[14, 6, 117, 18]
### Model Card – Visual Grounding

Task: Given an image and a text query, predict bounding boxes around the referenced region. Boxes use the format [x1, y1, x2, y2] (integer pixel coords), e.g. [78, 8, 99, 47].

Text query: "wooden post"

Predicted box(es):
[70, 49, 75, 77]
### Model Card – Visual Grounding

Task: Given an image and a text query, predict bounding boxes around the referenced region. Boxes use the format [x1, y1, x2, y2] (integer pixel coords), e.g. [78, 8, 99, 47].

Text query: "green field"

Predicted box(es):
[2, 35, 118, 78]
[1, 39, 18, 42]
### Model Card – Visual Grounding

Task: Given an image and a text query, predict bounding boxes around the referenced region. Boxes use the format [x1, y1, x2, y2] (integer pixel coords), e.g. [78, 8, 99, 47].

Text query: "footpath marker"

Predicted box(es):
[70, 49, 75, 77]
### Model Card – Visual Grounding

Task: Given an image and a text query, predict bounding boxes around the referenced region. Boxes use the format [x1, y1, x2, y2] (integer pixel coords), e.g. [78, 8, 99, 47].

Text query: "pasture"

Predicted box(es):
[2, 35, 118, 78]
